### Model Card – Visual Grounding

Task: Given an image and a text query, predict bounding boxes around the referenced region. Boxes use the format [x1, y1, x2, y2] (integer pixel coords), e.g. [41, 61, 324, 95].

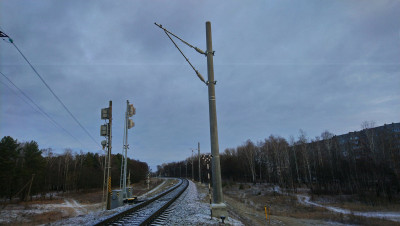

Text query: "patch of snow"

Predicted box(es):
[51, 178, 177, 226]
[63, 199, 74, 208]
[0, 207, 47, 224]
[51, 200, 137, 226]
[0, 198, 98, 224]
[273, 185, 282, 194]
[297, 194, 400, 223]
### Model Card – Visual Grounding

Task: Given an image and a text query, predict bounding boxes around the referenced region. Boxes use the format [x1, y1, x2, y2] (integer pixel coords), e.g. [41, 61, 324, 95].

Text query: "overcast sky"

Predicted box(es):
[1, 0, 399, 170]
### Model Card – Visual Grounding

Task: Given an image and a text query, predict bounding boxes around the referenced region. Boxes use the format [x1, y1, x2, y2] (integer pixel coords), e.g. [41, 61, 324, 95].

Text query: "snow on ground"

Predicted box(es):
[297, 194, 400, 223]
[0, 178, 183, 225]
[50, 188, 169, 226]
[163, 180, 244, 225]
[51, 178, 171, 225]
[0, 207, 45, 224]
[0, 198, 99, 225]
[51, 199, 138, 226]
[30, 198, 99, 213]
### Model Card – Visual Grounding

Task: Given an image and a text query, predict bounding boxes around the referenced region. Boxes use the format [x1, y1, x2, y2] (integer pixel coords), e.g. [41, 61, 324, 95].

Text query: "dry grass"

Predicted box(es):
[287, 210, 395, 226]
[0, 178, 167, 225]
[222, 182, 398, 225]
[31, 211, 65, 225]
[64, 189, 103, 204]
[21, 199, 64, 205]
[58, 178, 165, 204]
[311, 195, 400, 212]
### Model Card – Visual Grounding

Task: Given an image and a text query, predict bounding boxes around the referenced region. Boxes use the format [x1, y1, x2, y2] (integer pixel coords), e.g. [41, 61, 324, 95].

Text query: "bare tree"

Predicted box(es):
[63, 149, 73, 192]
[298, 129, 312, 184]
[239, 140, 257, 183]
[362, 120, 377, 158]
[321, 130, 335, 181]
[255, 142, 264, 181]
[289, 135, 300, 184]
[260, 139, 272, 183]
[314, 136, 323, 166]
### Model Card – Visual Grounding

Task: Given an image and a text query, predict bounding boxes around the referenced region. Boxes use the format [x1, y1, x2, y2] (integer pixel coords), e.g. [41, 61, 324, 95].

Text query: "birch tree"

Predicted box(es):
[238, 140, 257, 183]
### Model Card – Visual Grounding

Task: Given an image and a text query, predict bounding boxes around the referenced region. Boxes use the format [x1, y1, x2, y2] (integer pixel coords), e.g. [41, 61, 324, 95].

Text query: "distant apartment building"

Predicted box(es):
[336, 122, 400, 159]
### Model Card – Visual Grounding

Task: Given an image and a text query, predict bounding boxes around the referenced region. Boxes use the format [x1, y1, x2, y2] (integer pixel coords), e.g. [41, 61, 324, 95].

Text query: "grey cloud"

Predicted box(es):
[1, 0, 399, 170]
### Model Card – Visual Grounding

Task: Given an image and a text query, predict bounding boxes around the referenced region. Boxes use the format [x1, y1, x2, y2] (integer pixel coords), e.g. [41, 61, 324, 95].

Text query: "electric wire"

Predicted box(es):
[0, 71, 85, 148]
[0, 71, 86, 149]
[0, 78, 86, 148]
[0, 80, 42, 115]
[1, 30, 100, 148]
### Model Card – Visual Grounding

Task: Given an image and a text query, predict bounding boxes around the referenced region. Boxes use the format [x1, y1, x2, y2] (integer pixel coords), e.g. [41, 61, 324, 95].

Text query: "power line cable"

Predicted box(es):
[0, 79, 42, 115]
[0, 71, 85, 148]
[11, 43, 100, 148]
[0, 71, 86, 149]
[1, 30, 100, 148]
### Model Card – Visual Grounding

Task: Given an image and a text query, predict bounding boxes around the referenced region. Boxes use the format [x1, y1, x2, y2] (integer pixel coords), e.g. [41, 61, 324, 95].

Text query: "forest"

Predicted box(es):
[158, 122, 400, 202]
[0, 136, 149, 201]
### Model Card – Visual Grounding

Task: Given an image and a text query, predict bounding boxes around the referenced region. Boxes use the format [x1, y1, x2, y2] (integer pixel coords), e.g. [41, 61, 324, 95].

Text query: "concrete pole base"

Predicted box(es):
[211, 203, 228, 220]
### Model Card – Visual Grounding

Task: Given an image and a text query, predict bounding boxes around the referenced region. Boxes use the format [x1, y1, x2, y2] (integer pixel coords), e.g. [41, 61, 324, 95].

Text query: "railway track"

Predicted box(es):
[94, 178, 189, 226]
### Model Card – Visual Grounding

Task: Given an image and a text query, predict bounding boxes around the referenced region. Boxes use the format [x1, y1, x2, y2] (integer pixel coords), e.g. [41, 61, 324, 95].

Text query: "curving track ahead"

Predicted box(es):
[94, 178, 189, 226]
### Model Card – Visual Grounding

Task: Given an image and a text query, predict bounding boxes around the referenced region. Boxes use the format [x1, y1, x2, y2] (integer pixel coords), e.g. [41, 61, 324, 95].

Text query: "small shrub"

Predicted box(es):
[239, 184, 244, 190]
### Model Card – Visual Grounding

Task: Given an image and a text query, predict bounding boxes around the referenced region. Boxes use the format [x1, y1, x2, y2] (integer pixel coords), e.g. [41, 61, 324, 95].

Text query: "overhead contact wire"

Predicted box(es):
[10, 42, 100, 148]
[0, 71, 86, 149]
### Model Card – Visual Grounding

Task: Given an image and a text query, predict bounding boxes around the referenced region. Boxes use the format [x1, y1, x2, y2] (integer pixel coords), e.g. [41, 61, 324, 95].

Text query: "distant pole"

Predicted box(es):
[102, 151, 106, 210]
[128, 170, 131, 187]
[192, 149, 194, 180]
[107, 100, 112, 210]
[198, 142, 201, 182]
[206, 21, 226, 217]
[122, 100, 129, 198]
[147, 173, 150, 190]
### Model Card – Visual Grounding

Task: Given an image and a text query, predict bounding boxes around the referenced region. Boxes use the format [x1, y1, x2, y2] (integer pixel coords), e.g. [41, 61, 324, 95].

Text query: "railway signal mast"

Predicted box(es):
[101, 101, 112, 210]
[120, 100, 135, 199]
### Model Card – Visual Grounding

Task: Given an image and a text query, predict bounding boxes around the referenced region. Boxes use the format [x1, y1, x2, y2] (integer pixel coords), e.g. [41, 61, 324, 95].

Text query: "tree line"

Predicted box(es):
[0, 136, 149, 201]
[157, 122, 400, 201]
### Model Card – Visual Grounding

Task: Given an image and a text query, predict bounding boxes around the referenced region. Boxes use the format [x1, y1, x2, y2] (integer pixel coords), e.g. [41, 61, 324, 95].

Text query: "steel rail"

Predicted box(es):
[139, 179, 189, 225]
[94, 178, 188, 226]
